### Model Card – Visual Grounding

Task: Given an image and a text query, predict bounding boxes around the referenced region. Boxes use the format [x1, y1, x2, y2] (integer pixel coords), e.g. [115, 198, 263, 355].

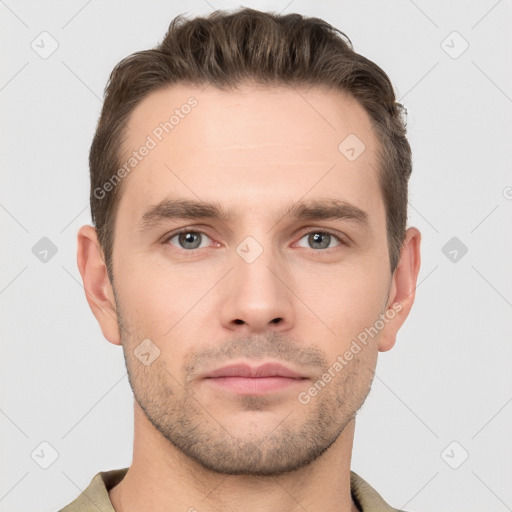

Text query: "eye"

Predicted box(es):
[166, 230, 212, 250]
[296, 231, 343, 250]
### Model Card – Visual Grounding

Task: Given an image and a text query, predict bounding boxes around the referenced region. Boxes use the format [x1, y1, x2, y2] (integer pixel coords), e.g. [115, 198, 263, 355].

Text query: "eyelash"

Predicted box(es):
[162, 227, 347, 252]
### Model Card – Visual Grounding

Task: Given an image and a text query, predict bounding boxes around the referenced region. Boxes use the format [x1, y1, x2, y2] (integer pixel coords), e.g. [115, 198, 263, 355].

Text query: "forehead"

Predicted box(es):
[125, 82, 376, 154]
[117, 82, 382, 224]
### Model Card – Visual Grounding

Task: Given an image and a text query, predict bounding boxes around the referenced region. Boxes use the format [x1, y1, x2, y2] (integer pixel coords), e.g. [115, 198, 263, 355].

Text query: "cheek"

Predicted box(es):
[115, 244, 183, 306]
[114, 253, 218, 365]
[295, 260, 389, 349]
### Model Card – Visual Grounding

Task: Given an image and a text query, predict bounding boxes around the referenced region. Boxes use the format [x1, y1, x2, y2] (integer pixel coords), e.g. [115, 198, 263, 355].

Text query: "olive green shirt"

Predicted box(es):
[59, 468, 405, 512]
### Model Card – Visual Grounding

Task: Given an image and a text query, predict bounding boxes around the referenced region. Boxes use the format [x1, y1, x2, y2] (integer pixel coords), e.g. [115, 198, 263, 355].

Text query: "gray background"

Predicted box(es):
[1, 1, 511, 511]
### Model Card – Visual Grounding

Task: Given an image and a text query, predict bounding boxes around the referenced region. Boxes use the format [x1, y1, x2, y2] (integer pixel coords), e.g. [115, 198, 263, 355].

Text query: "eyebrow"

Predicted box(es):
[139, 197, 369, 231]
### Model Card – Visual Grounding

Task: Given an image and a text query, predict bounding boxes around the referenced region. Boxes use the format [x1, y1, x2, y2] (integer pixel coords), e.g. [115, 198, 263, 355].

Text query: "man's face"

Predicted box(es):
[110, 83, 393, 475]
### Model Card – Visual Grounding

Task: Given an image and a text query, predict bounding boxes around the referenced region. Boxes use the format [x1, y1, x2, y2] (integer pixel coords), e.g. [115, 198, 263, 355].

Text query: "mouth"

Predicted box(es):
[202, 362, 308, 395]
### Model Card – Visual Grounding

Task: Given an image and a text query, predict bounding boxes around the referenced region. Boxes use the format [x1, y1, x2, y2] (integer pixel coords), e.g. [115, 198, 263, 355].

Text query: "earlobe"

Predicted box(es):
[378, 227, 421, 352]
[76, 225, 121, 346]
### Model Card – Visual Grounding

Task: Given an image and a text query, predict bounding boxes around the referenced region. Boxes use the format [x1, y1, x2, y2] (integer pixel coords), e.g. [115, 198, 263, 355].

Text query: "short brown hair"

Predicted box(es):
[89, 7, 411, 280]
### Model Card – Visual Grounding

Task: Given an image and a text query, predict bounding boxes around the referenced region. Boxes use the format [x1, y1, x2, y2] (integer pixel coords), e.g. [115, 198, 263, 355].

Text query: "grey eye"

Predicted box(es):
[296, 232, 341, 250]
[168, 231, 211, 250]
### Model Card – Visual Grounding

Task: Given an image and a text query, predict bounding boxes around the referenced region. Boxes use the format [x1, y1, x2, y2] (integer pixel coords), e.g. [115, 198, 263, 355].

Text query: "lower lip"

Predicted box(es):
[205, 376, 307, 395]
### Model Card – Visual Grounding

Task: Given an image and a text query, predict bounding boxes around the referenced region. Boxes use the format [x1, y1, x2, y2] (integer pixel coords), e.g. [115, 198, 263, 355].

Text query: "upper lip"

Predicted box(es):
[203, 362, 306, 379]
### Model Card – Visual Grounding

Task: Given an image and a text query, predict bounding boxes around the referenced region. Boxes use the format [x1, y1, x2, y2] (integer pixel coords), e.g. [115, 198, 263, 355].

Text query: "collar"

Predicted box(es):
[60, 467, 403, 512]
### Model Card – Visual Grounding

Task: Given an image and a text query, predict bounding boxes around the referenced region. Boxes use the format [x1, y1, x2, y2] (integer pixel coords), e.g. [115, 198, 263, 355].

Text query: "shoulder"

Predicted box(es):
[58, 468, 128, 512]
[350, 470, 407, 512]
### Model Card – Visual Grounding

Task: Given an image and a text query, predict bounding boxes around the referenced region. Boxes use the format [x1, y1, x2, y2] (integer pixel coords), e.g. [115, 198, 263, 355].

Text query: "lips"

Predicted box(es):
[202, 362, 308, 395]
[203, 362, 305, 379]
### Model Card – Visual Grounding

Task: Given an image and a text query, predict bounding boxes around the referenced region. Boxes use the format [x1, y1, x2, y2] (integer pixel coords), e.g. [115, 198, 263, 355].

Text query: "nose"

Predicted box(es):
[219, 244, 295, 334]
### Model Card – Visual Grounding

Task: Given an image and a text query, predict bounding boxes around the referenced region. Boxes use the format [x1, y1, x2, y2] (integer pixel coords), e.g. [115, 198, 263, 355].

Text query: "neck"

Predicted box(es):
[109, 402, 359, 512]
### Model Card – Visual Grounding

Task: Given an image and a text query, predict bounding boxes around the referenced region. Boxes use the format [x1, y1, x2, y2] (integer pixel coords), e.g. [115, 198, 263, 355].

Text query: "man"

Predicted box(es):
[62, 6, 421, 512]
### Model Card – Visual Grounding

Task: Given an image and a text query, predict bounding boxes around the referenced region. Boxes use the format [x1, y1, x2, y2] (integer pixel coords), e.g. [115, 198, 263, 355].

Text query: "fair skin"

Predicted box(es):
[77, 83, 421, 512]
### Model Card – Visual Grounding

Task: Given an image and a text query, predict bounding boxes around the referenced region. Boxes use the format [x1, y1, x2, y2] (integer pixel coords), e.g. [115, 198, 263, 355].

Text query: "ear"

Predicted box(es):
[378, 227, 421, 352]
[76, 225, 121, 345]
